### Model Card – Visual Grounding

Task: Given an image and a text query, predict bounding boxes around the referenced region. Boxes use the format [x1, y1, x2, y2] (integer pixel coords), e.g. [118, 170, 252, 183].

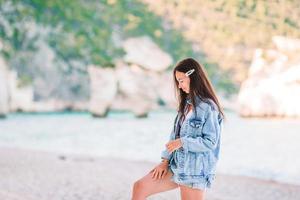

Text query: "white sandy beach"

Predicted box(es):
[0, 147, 300, 200]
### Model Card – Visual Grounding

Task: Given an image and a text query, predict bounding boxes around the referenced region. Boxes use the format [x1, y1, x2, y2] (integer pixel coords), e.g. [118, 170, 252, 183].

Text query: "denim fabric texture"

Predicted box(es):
[161, 96, 223, 190]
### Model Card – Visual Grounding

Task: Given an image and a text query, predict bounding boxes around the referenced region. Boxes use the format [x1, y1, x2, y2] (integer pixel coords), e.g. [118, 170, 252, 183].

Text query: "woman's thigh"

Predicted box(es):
[179, 184, 205, 200]
[132, 169, 178, 198]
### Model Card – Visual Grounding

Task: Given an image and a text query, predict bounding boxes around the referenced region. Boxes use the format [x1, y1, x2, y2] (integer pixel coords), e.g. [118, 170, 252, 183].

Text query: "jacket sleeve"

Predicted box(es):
[160, 131, 174, 160]
[180, 105, 221, 153]
[160, 114, 178, 160]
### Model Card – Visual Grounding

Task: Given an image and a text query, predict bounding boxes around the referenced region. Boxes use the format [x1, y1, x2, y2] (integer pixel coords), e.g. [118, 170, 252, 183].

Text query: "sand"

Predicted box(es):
[0, 147, 299, 200]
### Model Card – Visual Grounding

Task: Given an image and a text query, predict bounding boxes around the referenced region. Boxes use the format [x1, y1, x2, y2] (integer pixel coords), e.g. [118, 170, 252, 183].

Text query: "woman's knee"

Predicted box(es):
[133, 179, 144, 192]
[132, 179, 148, 198]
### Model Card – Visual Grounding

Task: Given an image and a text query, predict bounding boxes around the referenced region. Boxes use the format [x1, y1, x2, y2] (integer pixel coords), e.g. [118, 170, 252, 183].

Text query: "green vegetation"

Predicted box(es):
[6, 0, 296, 96]
[0, 0, 195, 67]
[142, 0, 300, 84]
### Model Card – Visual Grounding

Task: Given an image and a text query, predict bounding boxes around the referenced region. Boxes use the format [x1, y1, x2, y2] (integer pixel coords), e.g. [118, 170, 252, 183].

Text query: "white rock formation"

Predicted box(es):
[113, 61, 156, 117]
[8, 70, 35, 112]
[122, 36, 173, 72]
[272, 36, 300, 51]
[154, 71, 177, 108]
[0, 56, 9, 117]
[88, 65, 117, 117]
[87, 58, 177, 117]
[3, 33, 176, 116]
[238, 36, 300, 118]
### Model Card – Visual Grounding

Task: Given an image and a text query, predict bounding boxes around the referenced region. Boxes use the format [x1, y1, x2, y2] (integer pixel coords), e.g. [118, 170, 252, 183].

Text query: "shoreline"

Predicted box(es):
[0, 146, 299, 200]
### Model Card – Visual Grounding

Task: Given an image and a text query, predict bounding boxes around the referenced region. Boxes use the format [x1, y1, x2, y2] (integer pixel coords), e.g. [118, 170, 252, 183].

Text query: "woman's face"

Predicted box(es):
[175, 71, 190, 94]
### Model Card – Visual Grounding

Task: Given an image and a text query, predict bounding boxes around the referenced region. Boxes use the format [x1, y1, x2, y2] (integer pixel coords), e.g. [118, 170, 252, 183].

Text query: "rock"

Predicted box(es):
[122, 36, 173, 72]
[113, 61, 156, 117]
[156, 72, 177, 108]
[88, 60, 177, 117]
[238, 36, 300, 118]
[0, 55, 9, 117]
[69, 101, 89, 111]
[8, 70, 87, 112]
[31, 39, 89, 101]
[88, 65, 117, 117]
[273, 36, 300, 51]
[8, 70, 35, 112]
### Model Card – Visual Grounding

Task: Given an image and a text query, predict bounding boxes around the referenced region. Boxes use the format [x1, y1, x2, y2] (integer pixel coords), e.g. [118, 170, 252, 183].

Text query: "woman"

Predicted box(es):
[132, 58, 225, 200]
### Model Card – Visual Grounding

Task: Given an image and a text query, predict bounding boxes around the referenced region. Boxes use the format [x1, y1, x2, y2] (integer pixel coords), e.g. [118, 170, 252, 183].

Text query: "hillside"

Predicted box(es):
[142, 0, 300, 83]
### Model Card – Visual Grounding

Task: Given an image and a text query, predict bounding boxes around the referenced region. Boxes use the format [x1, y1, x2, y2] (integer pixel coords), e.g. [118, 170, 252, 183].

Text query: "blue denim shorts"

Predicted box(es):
[169, 167, 214, 191]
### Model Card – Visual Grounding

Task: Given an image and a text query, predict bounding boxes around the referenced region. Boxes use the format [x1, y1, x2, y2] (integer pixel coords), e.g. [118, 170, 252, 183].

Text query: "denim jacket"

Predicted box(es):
[161, 96, 223, 181]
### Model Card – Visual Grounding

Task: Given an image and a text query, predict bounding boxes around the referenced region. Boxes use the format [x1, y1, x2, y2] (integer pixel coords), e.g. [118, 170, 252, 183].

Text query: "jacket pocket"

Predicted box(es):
[187, 118, 204, 136]
[183, 152, 204, 176]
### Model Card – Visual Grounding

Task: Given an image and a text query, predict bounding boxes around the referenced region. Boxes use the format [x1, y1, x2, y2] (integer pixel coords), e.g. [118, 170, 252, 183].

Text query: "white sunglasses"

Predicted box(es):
[185, 69, 195, 77]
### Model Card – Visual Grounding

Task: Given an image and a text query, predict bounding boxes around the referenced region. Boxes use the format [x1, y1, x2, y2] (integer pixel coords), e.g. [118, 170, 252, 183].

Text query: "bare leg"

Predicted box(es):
[131, 169, 178, 200]
[179, 184, 205, 200]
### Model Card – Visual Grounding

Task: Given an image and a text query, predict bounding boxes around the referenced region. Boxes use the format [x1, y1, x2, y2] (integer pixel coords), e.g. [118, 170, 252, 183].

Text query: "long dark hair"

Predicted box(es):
[173, 58, 225, 120]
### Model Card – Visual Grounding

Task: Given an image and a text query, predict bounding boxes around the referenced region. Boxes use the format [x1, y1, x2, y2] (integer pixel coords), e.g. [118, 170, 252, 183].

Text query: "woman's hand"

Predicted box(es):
[150, 160, 169, 180]
[166, 138, 182, 153]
